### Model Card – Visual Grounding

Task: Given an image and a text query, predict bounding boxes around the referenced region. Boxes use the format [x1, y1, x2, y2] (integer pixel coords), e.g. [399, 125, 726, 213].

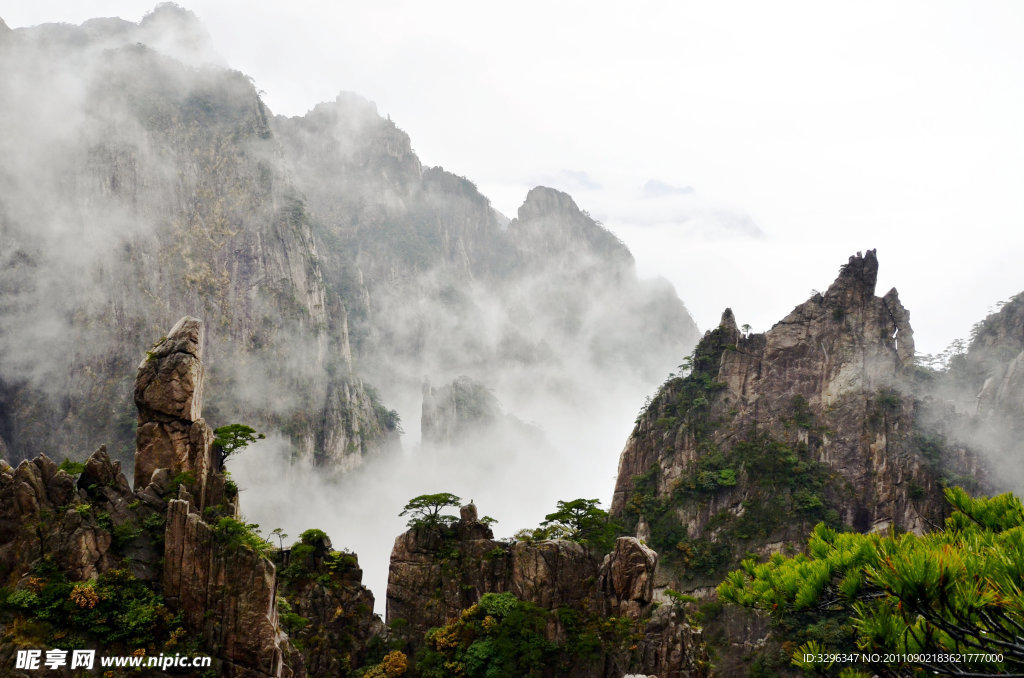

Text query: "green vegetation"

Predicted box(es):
[276, 596, 310, 635]
[366, 385, 403, 435]
[0, 561, 190, 652]
[212, 423, 266, 466]
[57, 458, 86, 476]
[167, 470, 196, 495]
[516, 499, 619, 552]
[211, 517, 273, 557]
[623, 427, 837, 580]
[718, 487, 1024, 676]
[416, 592, 642, 678]
[399, 493, 462, 529]
[278, 528, 359, 587]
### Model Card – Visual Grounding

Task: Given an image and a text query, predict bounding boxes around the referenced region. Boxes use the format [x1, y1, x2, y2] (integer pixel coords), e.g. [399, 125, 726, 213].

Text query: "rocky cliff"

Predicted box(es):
[272, 92, 700, 453]
[611, 250, 987, 672]
[273, 531, 384, 677]
[420, 377, 500, 446]
[0, 6, 397, 470]
[386, 504, 708, 677]
[0, 318, 385, 677]
[0, 6, 697, 483]
[917, 292, 1024, 493]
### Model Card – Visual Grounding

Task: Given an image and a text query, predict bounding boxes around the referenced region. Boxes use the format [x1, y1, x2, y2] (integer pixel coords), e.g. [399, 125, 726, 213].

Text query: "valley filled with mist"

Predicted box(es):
[1, 5, 1022, 678]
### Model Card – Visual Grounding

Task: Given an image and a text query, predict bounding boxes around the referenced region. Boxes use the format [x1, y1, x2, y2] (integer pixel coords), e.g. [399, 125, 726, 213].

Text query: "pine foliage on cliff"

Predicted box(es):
[718, 487, 1024, 676]
[619, 331, 840, 581]
[416, 592, 641, 678]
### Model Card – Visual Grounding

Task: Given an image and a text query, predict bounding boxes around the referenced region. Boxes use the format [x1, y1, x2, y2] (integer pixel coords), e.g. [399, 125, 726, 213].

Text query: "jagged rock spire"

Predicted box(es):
[133, 317, 216, 501]
[135, 316, 204, 423]
[719, 307, 739, 333]
[824, 249, 879, 305]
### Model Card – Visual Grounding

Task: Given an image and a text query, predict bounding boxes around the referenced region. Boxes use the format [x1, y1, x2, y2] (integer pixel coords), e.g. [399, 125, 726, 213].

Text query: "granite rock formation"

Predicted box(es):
[0, 8, 397, 469]
[0, 8, 694, 481]
[420, 377, 500, 446]
[133, 317, 213, 492]
[611, 251, 987, 673]
[273, 533, 384, 677]
[0, 318, 385, 677]
[613, 251, 981, 539]
[386, 506, 708, 677]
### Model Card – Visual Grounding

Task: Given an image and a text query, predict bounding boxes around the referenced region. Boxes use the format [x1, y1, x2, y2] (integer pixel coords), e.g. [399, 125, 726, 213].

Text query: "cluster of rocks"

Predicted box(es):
[386, 503, 708, 678]
[0, 318, 382, 677]
[0, 315, 710, 677]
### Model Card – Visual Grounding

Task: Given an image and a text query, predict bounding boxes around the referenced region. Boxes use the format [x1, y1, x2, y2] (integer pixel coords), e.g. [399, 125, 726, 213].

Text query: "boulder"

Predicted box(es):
[133, 317, 220, 510]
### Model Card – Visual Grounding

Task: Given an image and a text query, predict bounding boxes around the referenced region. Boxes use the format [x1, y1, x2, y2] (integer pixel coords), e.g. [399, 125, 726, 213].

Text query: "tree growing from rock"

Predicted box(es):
[525, 498, 619, 552]
[400, 493, 462, 529]
[212, 424, 265, 467]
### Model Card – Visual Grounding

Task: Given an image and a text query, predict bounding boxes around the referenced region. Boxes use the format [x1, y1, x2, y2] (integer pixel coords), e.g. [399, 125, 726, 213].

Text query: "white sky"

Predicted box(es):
[6, 1, 1024, 355]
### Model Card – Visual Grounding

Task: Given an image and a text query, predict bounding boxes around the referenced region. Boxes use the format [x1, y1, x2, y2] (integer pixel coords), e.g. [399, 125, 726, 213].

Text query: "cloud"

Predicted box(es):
[533, 169, 602, 193]
[642, 179, 694, 198]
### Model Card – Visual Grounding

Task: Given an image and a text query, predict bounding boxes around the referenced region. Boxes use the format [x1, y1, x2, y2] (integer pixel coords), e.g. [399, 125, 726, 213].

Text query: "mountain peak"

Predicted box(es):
[136, 2, 223, 66]
[512, 186, 634, 269]
[517, 186, 581, 222]
[824, 249, 879, 303]
[719, 307, 739, 333]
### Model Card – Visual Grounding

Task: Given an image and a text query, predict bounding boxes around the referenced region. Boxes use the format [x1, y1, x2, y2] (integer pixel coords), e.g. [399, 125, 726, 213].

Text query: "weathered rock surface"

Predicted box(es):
[0, 450, 123, 585]
[274, 535, 384, 677]
[136, 317, 295, 677]
[613, 251, 979, 538]
[0, 318, 392, 677]
[163, 496, 294, 678]
[610, 250, 988, 675]
[387, 506, 708, 677]
[0, 14, 396, 470]
[601, 537, 658, 619]
[133, 317, 212, 489]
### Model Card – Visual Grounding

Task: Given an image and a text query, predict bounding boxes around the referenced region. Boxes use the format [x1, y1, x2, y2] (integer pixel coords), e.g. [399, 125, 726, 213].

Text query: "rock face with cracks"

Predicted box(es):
[133, 317, 216, 499]
[0, 317, 386, 677]
[386, 506, 709, 677]
[611, 250, 988, 674]
[613, 251, 981, 539]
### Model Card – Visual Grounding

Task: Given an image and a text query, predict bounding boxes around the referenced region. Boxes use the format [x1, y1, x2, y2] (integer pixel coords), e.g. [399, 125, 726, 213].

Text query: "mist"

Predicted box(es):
[231, 358, 664, 613]
[0, 7, 703, 613]
[4, 4, 1024, 622]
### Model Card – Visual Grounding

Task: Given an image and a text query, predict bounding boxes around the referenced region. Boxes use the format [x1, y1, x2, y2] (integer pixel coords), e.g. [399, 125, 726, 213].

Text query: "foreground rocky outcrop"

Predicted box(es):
[0, 318, 384, 677]
[273, 531, 384, 676]
[133, 317, 222, 508]
[611, 251, 987, 674]
[387, 504, 708, 677]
